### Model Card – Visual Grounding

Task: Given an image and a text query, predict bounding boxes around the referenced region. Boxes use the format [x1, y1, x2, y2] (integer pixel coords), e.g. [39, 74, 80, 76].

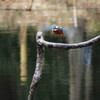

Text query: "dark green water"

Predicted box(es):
[0, 26, 100, 100]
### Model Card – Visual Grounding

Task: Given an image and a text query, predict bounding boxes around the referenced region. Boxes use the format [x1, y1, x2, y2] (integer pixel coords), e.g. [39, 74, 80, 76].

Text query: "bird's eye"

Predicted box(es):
[56, 26, 58, 28]
[55, 29, 57, 31]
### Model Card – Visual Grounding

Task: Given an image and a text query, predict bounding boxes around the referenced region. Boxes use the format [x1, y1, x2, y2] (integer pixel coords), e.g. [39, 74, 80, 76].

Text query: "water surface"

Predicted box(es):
[0, 9, 100, 100]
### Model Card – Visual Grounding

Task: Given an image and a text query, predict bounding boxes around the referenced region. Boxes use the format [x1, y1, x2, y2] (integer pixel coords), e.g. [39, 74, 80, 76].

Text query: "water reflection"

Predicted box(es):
[68, 20, 93, 100]
[83, 47, 93, 100]
[0, 25, 100, 100]
[20, 24, 27, 86]
[68, 26, 84, 100]
[0, 6, 100, 100]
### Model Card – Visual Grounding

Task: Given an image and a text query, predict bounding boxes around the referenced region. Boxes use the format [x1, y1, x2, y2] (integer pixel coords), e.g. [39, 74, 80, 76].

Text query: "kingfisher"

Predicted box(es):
[42, 24, 68, 37]
[51, 24, 67, 38]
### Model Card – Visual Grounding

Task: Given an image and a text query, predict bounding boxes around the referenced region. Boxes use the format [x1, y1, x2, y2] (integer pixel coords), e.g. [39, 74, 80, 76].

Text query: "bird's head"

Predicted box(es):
[51, 24, 56, 29]
[51, 24, 56, 32]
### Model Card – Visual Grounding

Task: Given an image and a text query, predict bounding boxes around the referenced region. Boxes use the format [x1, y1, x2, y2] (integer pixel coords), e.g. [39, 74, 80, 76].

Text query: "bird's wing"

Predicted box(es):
[42, 25, 51, 33]
[61, 28, 68, 35]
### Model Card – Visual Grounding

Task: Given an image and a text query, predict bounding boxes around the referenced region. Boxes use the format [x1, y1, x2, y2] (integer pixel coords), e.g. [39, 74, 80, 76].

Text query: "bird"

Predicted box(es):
[42, 24, 67, 37]
[51, 24, 67, 38]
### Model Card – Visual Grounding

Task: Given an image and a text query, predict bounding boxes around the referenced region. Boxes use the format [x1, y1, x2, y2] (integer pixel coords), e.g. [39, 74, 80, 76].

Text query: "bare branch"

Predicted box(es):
[37, 32, 100, 49]
[28, 31, 100, 100]
[28, 43, 44, 100]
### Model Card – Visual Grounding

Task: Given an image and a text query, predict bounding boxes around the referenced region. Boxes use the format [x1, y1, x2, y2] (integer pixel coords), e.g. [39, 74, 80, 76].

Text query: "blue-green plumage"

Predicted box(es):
[51, 24, 68, 35]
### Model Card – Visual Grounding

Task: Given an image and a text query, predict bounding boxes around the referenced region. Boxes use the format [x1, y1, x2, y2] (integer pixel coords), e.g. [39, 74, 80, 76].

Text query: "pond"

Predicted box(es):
[0, 9, 100, 100]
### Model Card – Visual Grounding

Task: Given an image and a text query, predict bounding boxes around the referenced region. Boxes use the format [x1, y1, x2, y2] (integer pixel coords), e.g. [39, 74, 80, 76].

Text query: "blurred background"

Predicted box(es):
[0, 0, 100, 100]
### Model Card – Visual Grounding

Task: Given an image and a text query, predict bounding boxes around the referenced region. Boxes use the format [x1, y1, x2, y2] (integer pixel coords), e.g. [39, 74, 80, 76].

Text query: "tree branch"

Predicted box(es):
[28, 43, 44, 100]
[37, 32, 100, 49]
[28, 31, 100, 100]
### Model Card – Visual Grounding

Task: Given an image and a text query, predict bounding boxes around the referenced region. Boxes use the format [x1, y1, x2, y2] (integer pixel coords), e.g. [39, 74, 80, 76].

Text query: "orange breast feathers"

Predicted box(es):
[53, 29, 64, 38]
